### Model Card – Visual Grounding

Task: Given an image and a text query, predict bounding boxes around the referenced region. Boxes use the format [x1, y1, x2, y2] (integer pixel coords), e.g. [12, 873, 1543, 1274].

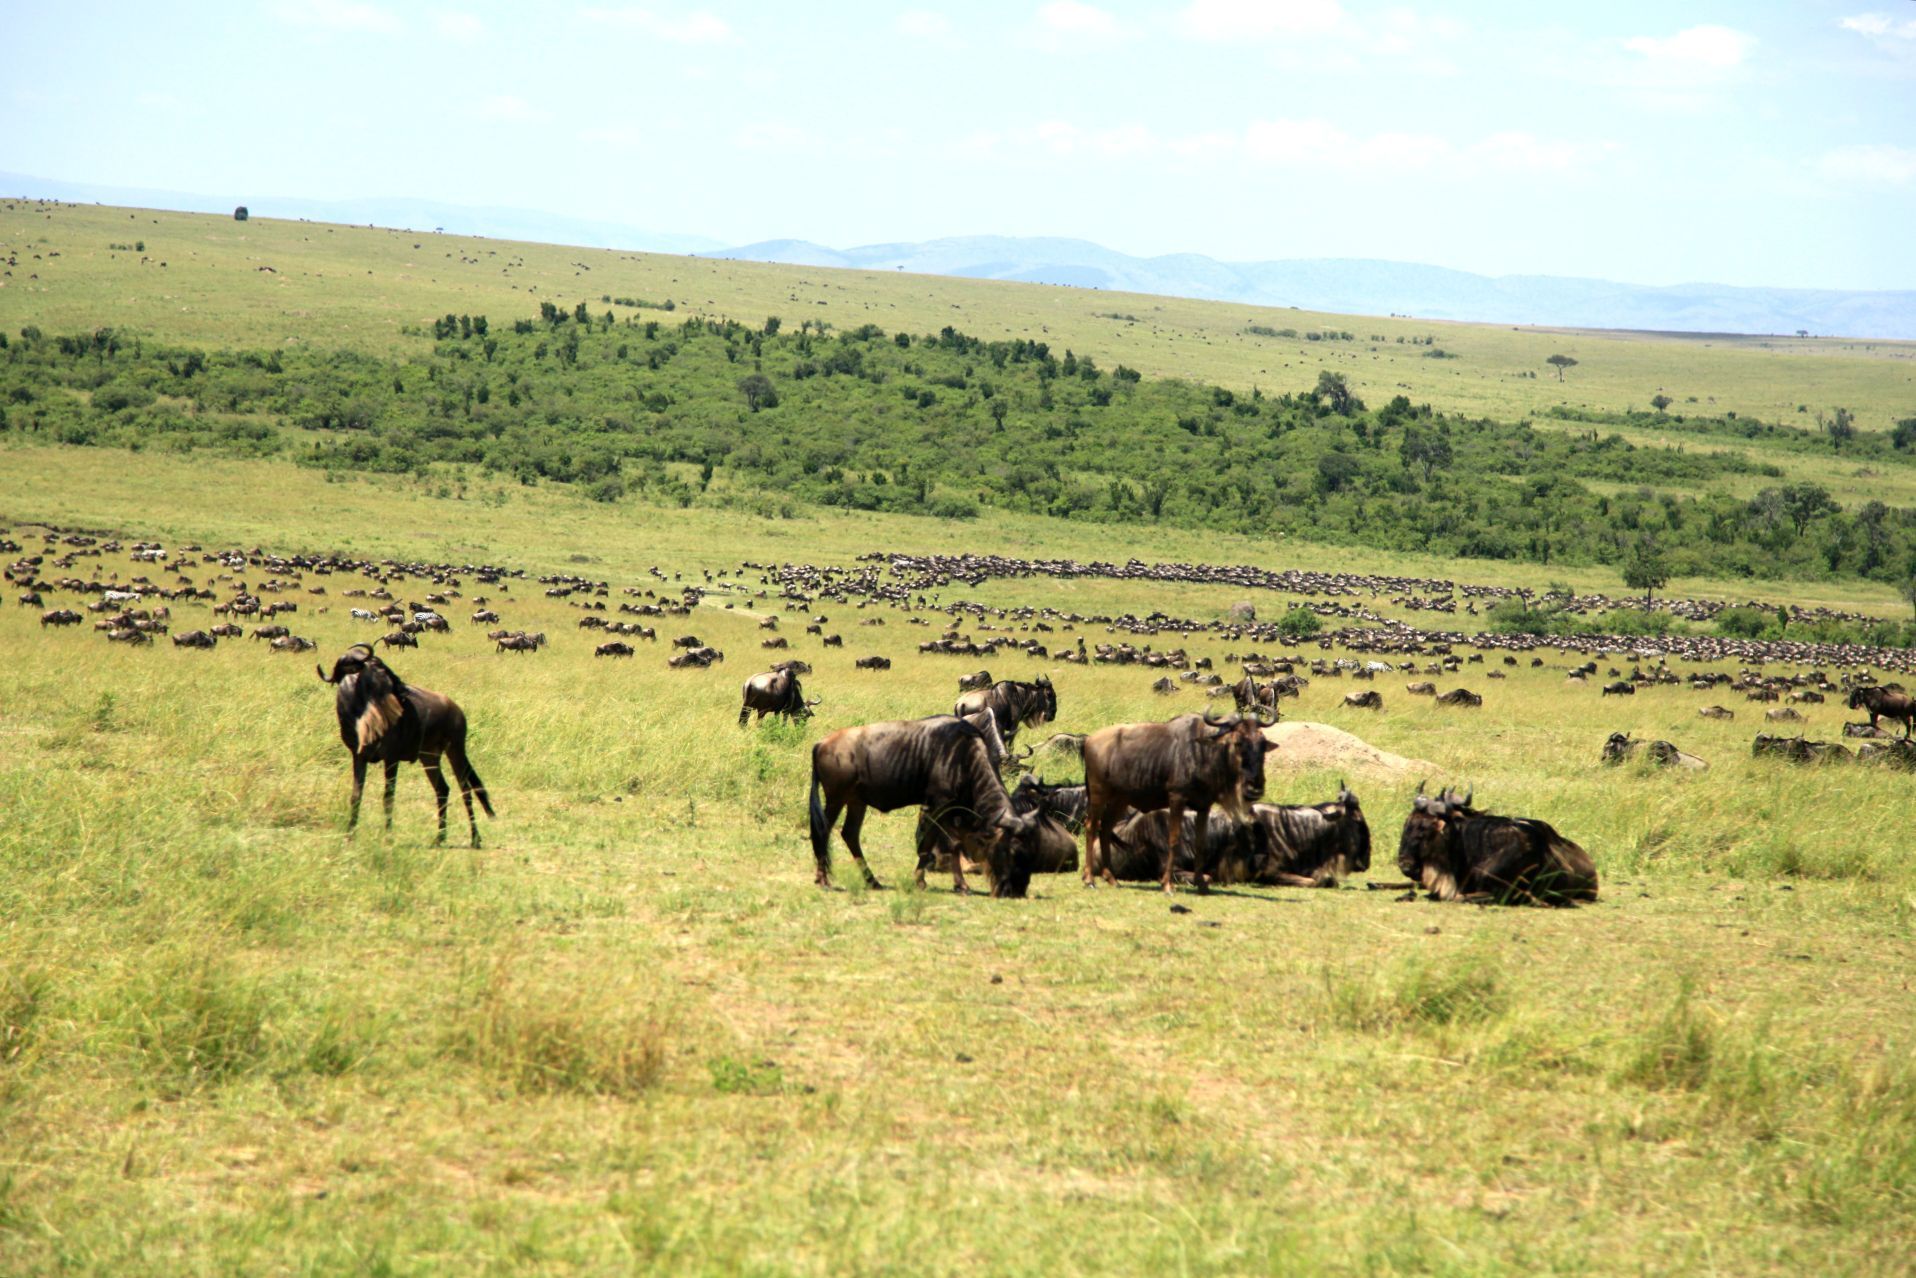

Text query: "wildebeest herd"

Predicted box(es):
[12, 524, 1912, 907]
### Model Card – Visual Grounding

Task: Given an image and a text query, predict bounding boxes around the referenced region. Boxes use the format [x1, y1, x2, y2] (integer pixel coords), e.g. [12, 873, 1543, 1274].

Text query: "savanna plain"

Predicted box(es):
[0, 202, 1912, 1276]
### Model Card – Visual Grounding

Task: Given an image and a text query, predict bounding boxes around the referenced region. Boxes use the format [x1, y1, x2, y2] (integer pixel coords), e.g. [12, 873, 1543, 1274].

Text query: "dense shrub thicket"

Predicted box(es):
[5, 311, 1916, 586]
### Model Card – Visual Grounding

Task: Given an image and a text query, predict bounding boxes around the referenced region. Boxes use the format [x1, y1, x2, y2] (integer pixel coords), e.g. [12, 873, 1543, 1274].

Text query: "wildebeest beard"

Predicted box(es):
[319, 644, 410, 755]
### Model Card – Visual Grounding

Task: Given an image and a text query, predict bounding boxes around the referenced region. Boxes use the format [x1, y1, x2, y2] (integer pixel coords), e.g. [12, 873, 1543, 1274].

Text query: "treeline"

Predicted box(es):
[4, 311, 1916, 587]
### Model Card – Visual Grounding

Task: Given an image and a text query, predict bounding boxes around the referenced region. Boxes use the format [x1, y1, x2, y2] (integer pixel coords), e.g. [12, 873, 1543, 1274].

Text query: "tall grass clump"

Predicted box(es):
[1, 962, 50, 1068]
[448, 962, 670, 1098]
[120, 946, 273, 1090]
[1319, 948, 1505, 1032]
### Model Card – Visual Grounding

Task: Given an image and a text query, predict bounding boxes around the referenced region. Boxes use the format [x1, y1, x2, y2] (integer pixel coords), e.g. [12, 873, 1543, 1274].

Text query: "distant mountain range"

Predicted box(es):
[7, 173, 1912, 337]
[704, 236, 1916, 339]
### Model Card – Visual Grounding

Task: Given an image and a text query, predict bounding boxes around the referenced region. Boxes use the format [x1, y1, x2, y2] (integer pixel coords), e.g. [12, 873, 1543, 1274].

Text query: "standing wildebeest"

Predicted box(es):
[1082, 707, 1275, 893]
[1232, 674, 1279, 715]
[855, 655, 892, 670]
[595, 641, 634, 658]
[1104, 787, 1369, 887]
[171, 629, 217, 649]
[1397, 788, 1597, 906]
[1847, 686, 1915, 739]
[739, 668, 820, 726]
[1601, 681, 1635, 697]
[954, 676, 1057, 751]
[808, 716, 1038, 896]
[1435, 688, 1482, 708]
[316, 644, 493, 847]
[40, 608, 82, 627]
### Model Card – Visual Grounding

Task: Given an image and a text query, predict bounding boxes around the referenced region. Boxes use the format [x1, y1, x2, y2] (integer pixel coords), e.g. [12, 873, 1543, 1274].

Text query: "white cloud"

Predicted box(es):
[1819, 144, 1916, 185]
[476, 95, 548, 123]
[1180, 0, 1343, 41]
[896, 10, 954, 41]
[272, 1, 400, 34]
[581, 7, 731, 43]
[1623, 25, 1753, 69]
[1839, 12, 1916, 39]
[432, 10, 485, 41]
[1037, 1, 1122, 39]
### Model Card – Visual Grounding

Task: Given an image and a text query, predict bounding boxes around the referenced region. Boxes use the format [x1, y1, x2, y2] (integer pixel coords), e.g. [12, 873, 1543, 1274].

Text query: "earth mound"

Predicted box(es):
[1261, 721, 1433, 779]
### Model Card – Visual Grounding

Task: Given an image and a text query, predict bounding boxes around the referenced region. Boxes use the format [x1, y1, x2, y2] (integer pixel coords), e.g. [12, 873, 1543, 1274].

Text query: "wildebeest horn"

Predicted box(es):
[315, 663, 333, 683]
[1203, 705, 1230, 725]
[1463, 787, 1473, 807]
[1016, 745, 1034, 759]
[806, 696, 821, 706]
[1253, 705, 1278, 726]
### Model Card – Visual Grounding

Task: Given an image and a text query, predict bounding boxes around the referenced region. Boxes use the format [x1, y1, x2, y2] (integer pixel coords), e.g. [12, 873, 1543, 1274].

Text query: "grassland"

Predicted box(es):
[0, 443, 1911, 1275]
[5, 198, 1915, 432]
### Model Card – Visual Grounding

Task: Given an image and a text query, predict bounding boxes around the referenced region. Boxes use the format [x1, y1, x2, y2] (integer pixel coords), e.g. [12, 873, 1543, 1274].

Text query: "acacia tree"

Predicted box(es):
[1650, 394, 1672, 414]
[1820, 406, 1856, 450]
[737, 373, 778, 412]
[1546, 354, 1578, 382]
[1314, 370, 1363, 415]
[1622, 536, 1670, 605]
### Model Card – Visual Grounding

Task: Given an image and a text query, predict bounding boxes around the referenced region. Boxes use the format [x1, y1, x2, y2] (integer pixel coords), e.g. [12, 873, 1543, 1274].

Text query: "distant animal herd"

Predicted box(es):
[10, 526, 1913, 905]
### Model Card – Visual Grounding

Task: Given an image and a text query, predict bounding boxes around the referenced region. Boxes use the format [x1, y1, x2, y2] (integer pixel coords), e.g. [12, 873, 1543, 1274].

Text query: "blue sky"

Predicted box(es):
[5, 1, 1913, 288]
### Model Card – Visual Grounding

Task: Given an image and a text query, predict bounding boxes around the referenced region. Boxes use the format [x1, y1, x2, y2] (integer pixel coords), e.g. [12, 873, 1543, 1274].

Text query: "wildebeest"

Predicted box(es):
[252, 624, 289, 641]
[957, 670, 993, 692]
[1082, 707, 1275, 893]
[808, 715, 1039, 896]
[930, 775, 1082, 878]
[1029, 731, 1087, 762]
[316, 644, 493, 846]
[1858, 739, 1916, 768]
[1764, 706, 1804, 723]
[496, 633, 544, 653]
[270, 635, 317, 654]
[1847, 686, 1915, 739]
[739, 668, 820, 726]
[954, 675, 1056, 750]
[1342, 689, 1383, 709]
[855, 655, 892, 670]
[1601, 732, 1707, 770]
[1232, 674, 1279, 715]
[40, 608, 82, 627]
[1103, 787, 1370, 888]
[1406, 681, 1436, 696]
[381, 630, 418, 649]
[1435, 688, 1482, 708]
[170, 629, 216, 649]
[1397, 788, 1597, 906]
[1752, 734, 1851, 763]
[1152, 676, 1178, 695]
[595, 641, 634, 658]
[667, 646, 724, 668]
[1600, 681, 1635, 697]
[1698, 705, 1734, 720]
[1843, 721, 1894, 739]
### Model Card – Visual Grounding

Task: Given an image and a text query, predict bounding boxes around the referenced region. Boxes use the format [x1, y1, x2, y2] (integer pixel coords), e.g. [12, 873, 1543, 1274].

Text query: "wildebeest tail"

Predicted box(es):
[808, 750, 830, 871]
[451, 742, 495, 817]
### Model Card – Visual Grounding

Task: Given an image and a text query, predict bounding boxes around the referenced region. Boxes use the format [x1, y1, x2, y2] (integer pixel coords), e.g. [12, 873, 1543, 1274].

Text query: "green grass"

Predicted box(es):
[0, 443, 1911, 1274]
[6, 198, 1916, 433]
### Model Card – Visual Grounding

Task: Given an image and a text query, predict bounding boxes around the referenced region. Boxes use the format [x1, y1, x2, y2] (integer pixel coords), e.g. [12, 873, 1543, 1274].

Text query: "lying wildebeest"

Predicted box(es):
[1847, 686, 1915, 739]
[929, 775, 1082, 878]
[1406, 681, 1436, 696]
[1082, 707, 1276, 893]
[770, 658, 812, 675]
[270, 635, 317, 654]
[1859, 739, 1916, 768]
[855, 655, 891, 670]
[957, 669, 993, 692]
[316, 643, 493, 847]
[1029, 731, 1087, 762]
[1698, 705, 1734, 720]
[1232, 674, 1279, 715]
[1103, 787, 1369, 888]
[954, 675, 1056, 750]
[672, 634, 703, 649]
[1152, 676, 1178, 695]
[1843, 721, 1894, 739]
[595, 641, 634, 658]
[739, 667, 820, 726]
[1600, 681, 1635, 697]
[1343, 689, 1383, 710]
[808, 715, 1038, 896]
[1397, 787, 1597, 906]
[1601, 732, 1706, 771]
[171, 629, 216, 649]
[761, 636, 789, 650]
[1752, 734, 1851, 763]
[1436, 688, 1482, 708]
[668, 646, 724, 668]
[1764, 706, 1804, 723]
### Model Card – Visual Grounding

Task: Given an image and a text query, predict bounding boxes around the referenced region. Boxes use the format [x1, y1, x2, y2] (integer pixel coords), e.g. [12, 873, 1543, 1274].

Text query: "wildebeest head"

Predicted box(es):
[1202, 705, 1275, 818]
[317, 643, 407, 754]
[1397, 782, 1471, 891]
[1030, 674, 1057, 725]
[1602, 732, 1635, 764]
[1325, 784, 1372, 876]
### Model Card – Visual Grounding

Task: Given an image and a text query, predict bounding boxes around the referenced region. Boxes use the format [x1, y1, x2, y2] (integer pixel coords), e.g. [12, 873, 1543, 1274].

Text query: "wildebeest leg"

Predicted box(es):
[1083, 802, 1115, 887]
[1190, 805, 1212, 895]
[916, 812, 968, 894]
[382, 759, 399, 831]
[1162, 802, 1187, 894]
[421, 753, 451, 845]
[738, 704, 750, 728]
[841, 802, 883, 889]
[347, 755, 367, 836]
[812, 796, 844, 888]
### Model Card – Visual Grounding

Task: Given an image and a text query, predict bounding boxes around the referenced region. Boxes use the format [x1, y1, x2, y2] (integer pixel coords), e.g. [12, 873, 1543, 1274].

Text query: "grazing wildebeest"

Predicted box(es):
[252, 624, 289, 641]
[171, 629, 216, 649]
[1343, 689, 1383, 709]
[40, 608, 82, 627]
[1104, 787, 1370, 888]
[595, 641, 634, 658]
[316, 644, 493, 847]
[761, 636, 790, 650]
[1396, 787, 1597, 906]
[954, 676, 1057, 750]
[1082, 707, 1276, 893]
[1152, 676, 1179, 695]
[1601, 681, 1635, 697]
[957, 670, 993, 692]
[672, 634, 703, 649]
[738, 668, 820, 726]
[855, 655, 891, 670]
[1601, 732, 1707, 770]
[1406, 681, 1436, 696]
[382, 630, 418, 649]
[496, 634, 543, 654]
[1698, 705, 1734, 720]
[808, 715, 1038, 896]
[1435, 688, 1482, 708]
[1847, 686, 1915, 739]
